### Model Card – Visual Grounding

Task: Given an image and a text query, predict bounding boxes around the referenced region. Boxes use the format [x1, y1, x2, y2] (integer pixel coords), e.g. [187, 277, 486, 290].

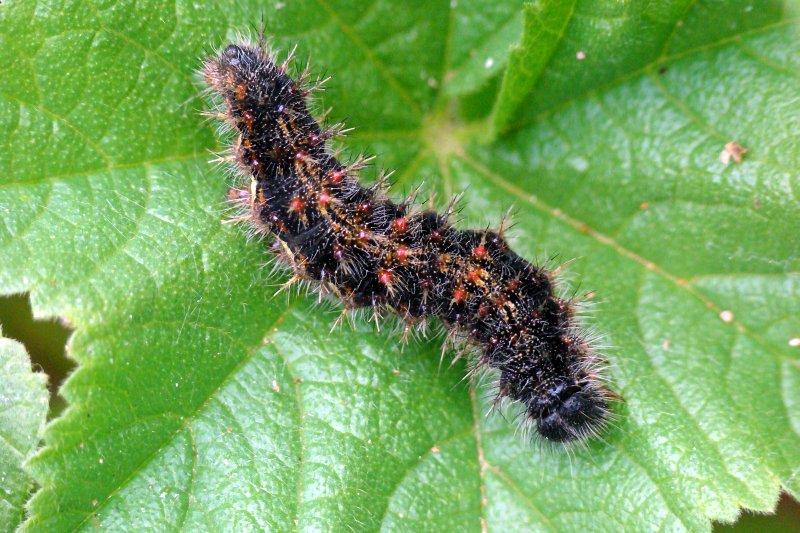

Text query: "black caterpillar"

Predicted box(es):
[202, 40, 615, 443]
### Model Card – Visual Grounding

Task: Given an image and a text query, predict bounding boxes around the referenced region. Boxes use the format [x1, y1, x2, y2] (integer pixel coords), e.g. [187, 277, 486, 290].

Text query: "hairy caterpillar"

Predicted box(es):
[202, 39, 616, 443]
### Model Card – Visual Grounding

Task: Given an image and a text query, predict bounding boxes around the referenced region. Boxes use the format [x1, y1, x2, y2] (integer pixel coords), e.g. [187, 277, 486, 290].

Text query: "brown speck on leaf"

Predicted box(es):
[662, 339, 671, 349]
[640, 201, 649, 210]
[658, 66, 668, 75]
[753, 197, 761, 209]
[431, 445, 440, 454]
[392, 368, 401, 374]
[92, 499, 98, 507]
[293, 378, 302, 384]
[720, 310, 734, 323]
[272, 379, 281, 393]
[720, 141, 747, 165]
[585, 291, 596, 300]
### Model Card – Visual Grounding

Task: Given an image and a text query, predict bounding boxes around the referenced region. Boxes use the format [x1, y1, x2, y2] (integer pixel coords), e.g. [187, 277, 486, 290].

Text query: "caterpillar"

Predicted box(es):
[202, 39, 616, 444]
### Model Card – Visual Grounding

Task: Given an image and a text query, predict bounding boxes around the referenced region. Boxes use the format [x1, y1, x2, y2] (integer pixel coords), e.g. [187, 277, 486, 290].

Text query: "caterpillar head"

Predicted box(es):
[534, 379, 610, 443]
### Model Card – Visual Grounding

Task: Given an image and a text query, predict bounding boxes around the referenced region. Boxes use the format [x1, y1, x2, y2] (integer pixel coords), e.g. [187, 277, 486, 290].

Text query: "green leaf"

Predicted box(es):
[0, 334, 49, 532]
[440, 0, 526, 96]
[491, 0, 575, 133]
[1, 0, 798, 531]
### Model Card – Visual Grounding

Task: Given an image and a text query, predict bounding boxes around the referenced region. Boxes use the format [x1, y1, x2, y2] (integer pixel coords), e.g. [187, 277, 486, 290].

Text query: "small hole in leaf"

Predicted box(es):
[0, 293, 74, 416]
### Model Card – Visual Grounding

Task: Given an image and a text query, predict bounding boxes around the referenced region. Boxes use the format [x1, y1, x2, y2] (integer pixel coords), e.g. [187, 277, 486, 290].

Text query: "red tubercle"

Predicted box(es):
[392, 217, 407, 232]
[318, 191, 331, 207]
[241, 111, 255, 128]
[473, 244, 487, 259]
[492, 294, 507, 307]
[378, 269, 393, 285]
[289, 197, 305, 212]
[329, 169, 345, 183]
[452, 287, 467, 303]
[235, 82, 247, 101]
